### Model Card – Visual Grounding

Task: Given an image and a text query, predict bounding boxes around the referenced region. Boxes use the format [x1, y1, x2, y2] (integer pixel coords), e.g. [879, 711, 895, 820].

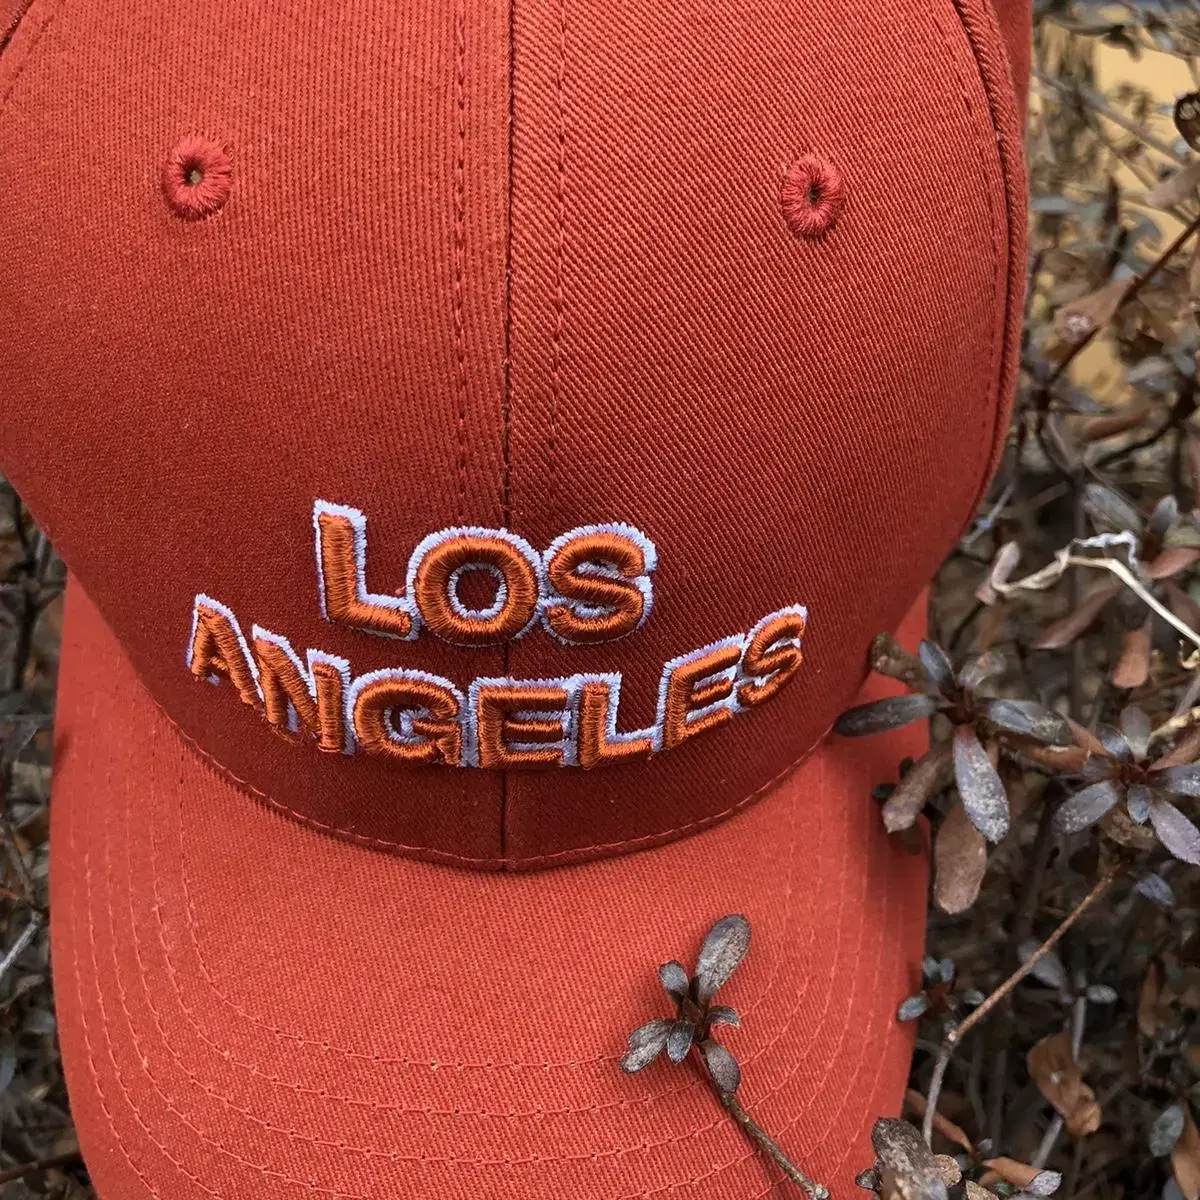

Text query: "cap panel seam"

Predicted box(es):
[947, 0, 1028, 516]
[0, 0, 67, 122]
[929, 0, 1005, 514]
[452, 0, 469, 525]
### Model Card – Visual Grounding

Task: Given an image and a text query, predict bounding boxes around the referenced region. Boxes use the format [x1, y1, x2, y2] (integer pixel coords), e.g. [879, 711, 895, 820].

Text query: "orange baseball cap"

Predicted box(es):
[0, 0, 1028, 1194]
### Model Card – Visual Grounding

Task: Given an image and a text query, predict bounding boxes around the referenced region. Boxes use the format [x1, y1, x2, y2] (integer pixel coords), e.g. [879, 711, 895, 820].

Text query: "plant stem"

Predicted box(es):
[921, 869, 1120, 1146]
[1047, 209, 1200, 387]
[0, 1150, 81, 1185]
[712, 1083, 828, 1199]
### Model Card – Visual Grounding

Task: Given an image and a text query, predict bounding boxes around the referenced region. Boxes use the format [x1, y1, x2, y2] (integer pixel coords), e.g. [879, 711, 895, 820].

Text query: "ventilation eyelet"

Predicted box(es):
[162, 133, 232, 221]
[781, 154, 845, 240]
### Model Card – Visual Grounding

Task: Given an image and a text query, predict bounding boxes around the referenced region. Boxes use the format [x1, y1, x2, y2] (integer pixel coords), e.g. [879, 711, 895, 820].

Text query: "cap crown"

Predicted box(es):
[0, 0, 1025, 866]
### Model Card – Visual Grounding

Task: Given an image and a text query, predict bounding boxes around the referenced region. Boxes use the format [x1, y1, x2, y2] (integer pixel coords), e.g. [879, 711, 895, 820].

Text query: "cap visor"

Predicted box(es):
[50, 579, 929, 1200]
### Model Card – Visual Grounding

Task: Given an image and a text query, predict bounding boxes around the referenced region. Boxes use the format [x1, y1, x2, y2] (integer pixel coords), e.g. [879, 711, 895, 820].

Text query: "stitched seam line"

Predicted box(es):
[92, 778, 803, 1167]
[0, 0, 67, 118]
[0, 0, 34, 57]
[548, 0, 566, 500]
[60, 696, 891, 1188]
[947, 0, 1025, 516]
[928, 0, 1003, 512]
[452, 0, 469, 525]
[499, 0, 518, 858]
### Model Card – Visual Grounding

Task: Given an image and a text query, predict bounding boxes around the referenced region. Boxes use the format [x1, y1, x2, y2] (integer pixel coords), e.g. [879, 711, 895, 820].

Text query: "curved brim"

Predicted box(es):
[50, 579, 929, 1200]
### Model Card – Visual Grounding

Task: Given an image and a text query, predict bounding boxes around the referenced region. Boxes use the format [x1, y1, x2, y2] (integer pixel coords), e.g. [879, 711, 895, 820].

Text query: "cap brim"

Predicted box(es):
[50, 578, 929, 1199]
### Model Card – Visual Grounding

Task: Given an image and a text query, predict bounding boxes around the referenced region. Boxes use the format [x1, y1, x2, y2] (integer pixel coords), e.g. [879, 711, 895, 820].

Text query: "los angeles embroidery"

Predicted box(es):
[185, 500, 808, 769]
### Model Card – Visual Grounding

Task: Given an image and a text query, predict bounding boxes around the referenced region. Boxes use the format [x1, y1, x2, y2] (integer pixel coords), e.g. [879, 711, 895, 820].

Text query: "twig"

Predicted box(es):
[718, 1089, 828, 1200]
[921, 871, 1120, 1147]
[0, 1150, 81, 1185]
[0, 910, 43, 988]
[990, 535, 1200, 651]
[1047, 209, 1200, 386]
[1034, 72, 1191, 166]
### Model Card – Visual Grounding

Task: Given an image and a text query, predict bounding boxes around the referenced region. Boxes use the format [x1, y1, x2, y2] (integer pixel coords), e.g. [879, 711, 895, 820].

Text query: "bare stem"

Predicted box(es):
[922, 870, 1119, 1146]
[0, 1150, 81, 1185]
[0, 910, 43, 988]
[717, 1090, 828, 1199]
[1047, 209, 1200, 386]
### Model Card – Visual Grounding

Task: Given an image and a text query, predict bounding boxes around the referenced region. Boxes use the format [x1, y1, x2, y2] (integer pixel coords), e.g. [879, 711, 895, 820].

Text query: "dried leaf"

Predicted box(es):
[1018, 939, 1069, 991]
[1143, 545, 1200, 580]
[698, 1038, 740, 1095]
[1146, 159, 1200, 208]
[665, 1017, 694, 1064]
[868, 632, 927, 690]
[1155, 722, 1200, 769]
[619, 1019, 673, 1073]
[1067, 717, 1110, 759]
[957, 649, 1006, 693]
[1152, 1105, 1187, 1156]
[953, 726, 1009, 843]
[1076, 402, 1153, 443]
[1151, 494, 1181, 538]
[868, 1113, 940, 1180]
[707, 1005, 739, 1029]
[1127, 784, 1153, 823]
[896, 994, 930, 1022]
[1027, 1032, 1102, 1137]
[1134, 872, 1176, 907]
[934, 798, 988, 914]
[979, 698, 1073, 746]
[1095, 723, 1132, 760]
[836, 694, 939, 738]
[1159, 764, 1200, 796]
[1055, 780, 1122, 835]
[964, 1184, 994, 1200]
[932, 1156, 961, 1186]
[1174, 1106, 1200, 1200]
[1119, 705, 1152, 759]
[1033, 578, 1121, 649]
[918, 640, 956, 695]
[882, 740, 953, 833]
[904, 1088, 973, 1152]
[1112, 620, 1152, 690]
[1150, 799, 1200, 864]
[982, 1157, 1062, 1194]
[1139, 961, 1164, 1038]
[693, 914, 750, 1003]
[1054, 278, 1134, 344]
[658, 960, 689, 1002]
[1083, 481, 1143, 535]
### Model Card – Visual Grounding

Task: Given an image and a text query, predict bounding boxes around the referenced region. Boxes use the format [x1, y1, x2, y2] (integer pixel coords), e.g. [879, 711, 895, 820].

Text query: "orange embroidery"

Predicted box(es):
[187, 597, 261, 709]
[412, 534, 540, 646]
[314, 504, 415, 639]
[351, 672, 463, 765]
[737, 607, 807, 707]
[474, 682, 570, 768]
[543, 529, 651, 644]
[576, 679, 653, 769]
[252, 633, 348, 753]
[659, 641, 742, 751]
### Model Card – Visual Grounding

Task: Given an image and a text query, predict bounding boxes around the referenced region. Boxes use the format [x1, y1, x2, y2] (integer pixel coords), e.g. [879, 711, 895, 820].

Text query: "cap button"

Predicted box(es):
[780, 154, 845, 240]
[162, 133, 233, 221]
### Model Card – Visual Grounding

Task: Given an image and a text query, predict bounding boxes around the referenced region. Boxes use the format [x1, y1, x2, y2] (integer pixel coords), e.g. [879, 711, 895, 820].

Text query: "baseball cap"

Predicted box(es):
[0, 0, 1028, 1195]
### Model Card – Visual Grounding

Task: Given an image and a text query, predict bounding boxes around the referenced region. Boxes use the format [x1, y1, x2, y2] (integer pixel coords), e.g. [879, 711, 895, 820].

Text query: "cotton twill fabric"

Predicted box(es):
[51, 579, 930, 1199]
